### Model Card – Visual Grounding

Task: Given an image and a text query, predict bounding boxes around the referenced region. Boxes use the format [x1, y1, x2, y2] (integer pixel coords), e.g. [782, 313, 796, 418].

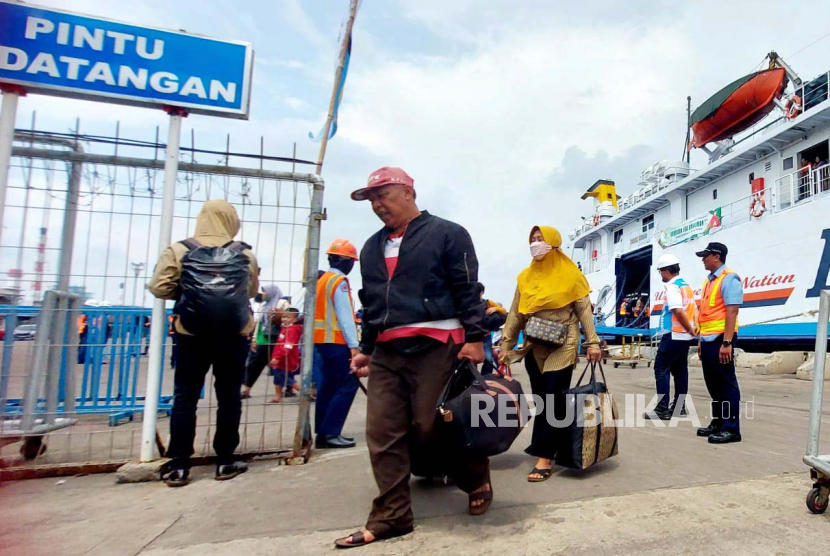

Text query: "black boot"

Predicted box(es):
[644, 407, 672, 420]
[697, 423, 721, 437]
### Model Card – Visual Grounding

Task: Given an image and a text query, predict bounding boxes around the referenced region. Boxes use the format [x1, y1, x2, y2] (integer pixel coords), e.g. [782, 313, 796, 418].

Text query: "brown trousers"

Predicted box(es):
[365, 340, 490, 536]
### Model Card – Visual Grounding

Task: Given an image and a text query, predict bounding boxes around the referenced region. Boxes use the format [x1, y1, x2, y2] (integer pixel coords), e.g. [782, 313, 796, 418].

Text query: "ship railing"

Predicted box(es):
[717, 186, 776, 230]
[775, 165, 830, 211]
[794, 70, 830, 116]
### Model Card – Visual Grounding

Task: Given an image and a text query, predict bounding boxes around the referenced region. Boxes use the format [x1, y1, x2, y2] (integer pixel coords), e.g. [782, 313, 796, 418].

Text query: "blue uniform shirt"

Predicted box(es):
[329, 268, 359, 349]
[701, 265, 743, 342]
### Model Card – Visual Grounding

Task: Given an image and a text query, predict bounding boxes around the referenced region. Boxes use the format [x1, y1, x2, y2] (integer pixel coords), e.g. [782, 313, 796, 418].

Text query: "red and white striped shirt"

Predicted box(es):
[376, 233, 465, 344]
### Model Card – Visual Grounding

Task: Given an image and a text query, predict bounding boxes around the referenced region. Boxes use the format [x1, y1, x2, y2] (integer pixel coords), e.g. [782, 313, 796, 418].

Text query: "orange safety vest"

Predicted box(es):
[78, 315, 87, 334]
[669, 278, 698, 335]
[313, 271, 354, 345]
[619, 301, 627, 316]
[699, 268, 740, 336]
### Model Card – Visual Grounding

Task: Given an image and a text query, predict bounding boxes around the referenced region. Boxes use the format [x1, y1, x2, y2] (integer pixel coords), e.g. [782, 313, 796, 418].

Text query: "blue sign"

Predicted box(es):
[0, 1, 253, 119]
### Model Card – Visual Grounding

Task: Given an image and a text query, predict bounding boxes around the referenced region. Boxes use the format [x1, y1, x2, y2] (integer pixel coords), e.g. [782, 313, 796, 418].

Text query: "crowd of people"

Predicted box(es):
[145, 167, 745, 549]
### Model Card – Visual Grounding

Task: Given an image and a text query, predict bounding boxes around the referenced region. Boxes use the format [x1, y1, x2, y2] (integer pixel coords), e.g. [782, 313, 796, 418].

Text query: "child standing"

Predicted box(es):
[269, 308, 302, 403]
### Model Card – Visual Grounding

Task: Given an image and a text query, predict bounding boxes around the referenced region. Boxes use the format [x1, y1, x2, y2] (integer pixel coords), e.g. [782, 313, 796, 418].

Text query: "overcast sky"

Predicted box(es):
[7, 0, 830, 306]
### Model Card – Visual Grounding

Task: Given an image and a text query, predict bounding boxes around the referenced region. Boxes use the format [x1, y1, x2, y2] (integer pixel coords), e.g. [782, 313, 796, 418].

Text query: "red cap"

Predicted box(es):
[351, 166, 414, 201]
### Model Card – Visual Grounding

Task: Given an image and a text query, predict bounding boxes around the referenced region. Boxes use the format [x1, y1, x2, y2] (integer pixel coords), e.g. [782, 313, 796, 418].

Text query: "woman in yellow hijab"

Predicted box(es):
[500, 225, 602, 483]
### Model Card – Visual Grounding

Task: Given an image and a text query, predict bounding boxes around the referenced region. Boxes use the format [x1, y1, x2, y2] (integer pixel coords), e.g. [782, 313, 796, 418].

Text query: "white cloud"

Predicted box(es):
[284, 97, 310, 111]
[9, 0, 830, 306]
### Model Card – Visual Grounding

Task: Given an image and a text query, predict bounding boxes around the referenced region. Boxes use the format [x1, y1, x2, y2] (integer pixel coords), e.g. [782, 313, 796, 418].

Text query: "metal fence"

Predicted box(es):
[0, 117, 323, 475]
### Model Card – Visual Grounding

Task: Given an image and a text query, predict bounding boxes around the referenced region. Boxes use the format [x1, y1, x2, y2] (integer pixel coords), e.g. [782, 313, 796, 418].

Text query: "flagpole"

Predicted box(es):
[315, 0, 358, 175]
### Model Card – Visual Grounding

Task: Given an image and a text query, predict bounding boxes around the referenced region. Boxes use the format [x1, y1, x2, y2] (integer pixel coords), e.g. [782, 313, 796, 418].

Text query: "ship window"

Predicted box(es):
[713, 189, 718, 200]
[614, 229, 623, 244]
[765, 161, 772, 172]
[642, 214, 654, 233]
[783, 157, 794, 171]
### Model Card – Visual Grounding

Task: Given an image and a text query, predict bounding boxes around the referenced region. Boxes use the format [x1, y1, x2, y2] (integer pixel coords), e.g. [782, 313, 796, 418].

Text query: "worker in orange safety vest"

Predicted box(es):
[313, 239, 361, 449]
[694, 242, 743, 445]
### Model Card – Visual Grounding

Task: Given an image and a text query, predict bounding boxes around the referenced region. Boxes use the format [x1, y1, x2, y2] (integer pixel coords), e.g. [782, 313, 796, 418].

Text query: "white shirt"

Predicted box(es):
[663, 277, 695, 341]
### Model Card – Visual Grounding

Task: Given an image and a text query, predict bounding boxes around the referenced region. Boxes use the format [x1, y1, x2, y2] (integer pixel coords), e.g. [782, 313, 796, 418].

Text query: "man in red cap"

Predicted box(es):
[335, 167, 490, 548]
[313, 239, 361, 448]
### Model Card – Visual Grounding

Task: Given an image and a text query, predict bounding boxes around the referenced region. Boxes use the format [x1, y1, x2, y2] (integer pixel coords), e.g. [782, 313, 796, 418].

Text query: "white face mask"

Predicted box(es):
[530, 241, 552, 258]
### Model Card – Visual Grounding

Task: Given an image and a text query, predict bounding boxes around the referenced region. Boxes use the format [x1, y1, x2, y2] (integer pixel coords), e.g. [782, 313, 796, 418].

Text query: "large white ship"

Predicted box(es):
[567, 53, 830, 349]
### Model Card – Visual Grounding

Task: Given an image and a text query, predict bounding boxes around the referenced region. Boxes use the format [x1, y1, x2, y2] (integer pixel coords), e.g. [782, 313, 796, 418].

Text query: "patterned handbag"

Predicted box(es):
[524, 315, 569, 348]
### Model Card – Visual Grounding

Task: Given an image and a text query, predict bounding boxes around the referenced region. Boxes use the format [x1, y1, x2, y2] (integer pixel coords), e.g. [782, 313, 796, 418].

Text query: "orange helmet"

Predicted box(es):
[326, 239, 359, 261]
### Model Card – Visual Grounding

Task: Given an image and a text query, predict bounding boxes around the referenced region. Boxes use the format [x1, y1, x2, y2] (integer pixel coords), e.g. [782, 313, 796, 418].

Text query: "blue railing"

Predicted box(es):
[1, 305, 175, 426]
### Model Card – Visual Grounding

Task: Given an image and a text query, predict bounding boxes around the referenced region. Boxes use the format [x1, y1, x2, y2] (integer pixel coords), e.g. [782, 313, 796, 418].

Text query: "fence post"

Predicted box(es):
[140, 112, 184, 462]
[57, 156, 83, 292]
[0, 88, 21, 249]
[21, 292, 57, 432]
[45, 293, 69, 425]
[807, 290, 829, 458]
[293, 177, 325, 459]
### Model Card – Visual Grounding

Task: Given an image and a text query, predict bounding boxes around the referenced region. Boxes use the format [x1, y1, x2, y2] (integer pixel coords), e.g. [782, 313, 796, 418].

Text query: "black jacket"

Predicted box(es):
[358, 211, 486, 354]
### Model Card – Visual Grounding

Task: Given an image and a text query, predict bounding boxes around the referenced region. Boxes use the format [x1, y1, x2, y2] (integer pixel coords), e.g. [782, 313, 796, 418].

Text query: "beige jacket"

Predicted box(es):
[147, 200, 260, 335]
[501, 290, 600, 373]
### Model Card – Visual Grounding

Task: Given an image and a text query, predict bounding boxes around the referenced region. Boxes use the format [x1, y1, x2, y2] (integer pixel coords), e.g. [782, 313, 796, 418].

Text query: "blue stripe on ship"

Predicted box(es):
[740, 298, 790, 308]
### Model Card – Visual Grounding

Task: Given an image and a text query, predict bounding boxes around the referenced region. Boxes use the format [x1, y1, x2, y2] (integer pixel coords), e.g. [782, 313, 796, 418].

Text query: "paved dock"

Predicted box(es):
[2, 362, 829, 555]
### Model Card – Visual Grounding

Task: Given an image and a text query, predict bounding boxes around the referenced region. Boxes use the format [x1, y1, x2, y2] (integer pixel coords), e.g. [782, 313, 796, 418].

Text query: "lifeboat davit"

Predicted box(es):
[689, 67, 788, 148]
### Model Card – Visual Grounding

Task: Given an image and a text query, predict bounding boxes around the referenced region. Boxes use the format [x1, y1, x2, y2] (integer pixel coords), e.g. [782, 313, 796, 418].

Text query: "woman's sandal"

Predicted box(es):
[527, 467, 553, 482]
[468, 484, 493, 516]
[334, 527, 412, 549]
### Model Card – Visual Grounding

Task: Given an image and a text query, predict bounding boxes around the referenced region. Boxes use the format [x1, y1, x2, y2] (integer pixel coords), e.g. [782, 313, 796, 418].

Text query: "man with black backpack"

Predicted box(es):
[148, 200, 259, 487]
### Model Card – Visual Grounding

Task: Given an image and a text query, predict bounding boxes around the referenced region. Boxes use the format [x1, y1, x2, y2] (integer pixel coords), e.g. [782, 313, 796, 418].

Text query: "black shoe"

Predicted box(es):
[697, 424, 721, 437]
[162, 469, 190, 488]
[708, 431, 742, 444]
[216, 462, 248, 481]
[644, 408, 671, 420]
[668, 404, 687, 416]
[316, 435, 356, 449]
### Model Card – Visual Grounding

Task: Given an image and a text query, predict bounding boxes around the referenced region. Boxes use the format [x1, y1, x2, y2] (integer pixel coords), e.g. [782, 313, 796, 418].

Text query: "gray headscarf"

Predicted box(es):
[260, 285, 284, 325]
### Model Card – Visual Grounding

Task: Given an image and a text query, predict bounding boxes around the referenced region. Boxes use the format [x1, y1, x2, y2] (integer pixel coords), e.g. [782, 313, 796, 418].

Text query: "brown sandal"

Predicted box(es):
[469, 484, 493, 516]
[334, 527, 412, 549]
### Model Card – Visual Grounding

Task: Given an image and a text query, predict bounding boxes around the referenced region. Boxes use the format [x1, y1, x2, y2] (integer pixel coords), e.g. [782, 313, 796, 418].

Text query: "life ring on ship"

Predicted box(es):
[784, 95, 802, 120]
[592, 214, 600, 226]
[750, 196, 766, 218]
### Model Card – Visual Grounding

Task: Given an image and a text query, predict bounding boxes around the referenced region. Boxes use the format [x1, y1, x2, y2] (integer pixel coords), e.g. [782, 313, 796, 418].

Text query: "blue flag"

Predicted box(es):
[309, 31, 352, 142]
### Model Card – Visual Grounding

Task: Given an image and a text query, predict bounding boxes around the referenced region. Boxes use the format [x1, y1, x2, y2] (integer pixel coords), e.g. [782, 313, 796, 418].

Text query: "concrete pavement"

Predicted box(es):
[1, 361, 829, 555]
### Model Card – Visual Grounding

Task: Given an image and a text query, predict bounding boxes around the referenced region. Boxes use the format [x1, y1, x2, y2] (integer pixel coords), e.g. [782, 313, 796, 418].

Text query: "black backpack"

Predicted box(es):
[175, 238, 252, 336]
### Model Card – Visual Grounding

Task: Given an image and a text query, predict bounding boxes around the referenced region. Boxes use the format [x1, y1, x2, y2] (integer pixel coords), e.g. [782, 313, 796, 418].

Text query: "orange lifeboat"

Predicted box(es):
[689, 67, 788, 148]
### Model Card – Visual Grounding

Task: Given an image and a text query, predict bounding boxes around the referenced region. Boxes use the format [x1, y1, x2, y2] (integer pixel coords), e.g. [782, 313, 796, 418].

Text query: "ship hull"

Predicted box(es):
[586, 194, 830, 348]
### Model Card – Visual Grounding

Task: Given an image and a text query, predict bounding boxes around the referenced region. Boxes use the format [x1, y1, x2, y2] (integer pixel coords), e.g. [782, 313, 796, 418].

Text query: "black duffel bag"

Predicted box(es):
[436, 359, 530, 457]
[555, 361, 619, 470]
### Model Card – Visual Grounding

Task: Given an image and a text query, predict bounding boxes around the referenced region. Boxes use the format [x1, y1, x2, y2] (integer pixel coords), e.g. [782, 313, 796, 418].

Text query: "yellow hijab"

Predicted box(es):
[517, 226, 591, 314]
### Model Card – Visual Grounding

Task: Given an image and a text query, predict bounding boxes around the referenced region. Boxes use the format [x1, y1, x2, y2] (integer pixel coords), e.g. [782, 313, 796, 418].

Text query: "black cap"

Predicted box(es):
[695, 242, 728, 258]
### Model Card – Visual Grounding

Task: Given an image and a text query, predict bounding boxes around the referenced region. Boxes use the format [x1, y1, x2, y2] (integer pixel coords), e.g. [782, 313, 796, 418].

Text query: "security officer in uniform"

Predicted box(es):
[694, 242, 743, 444]
[313, 239, 361, 449]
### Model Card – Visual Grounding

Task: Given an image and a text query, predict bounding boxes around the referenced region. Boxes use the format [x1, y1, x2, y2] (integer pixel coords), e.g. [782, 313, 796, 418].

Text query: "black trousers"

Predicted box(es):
[653, 335, 695, 411]
[244, 342, 272, 388]
[524, 354, 574, 460]
[167, 333, 248, 470]
[700, 335, 741, 433]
